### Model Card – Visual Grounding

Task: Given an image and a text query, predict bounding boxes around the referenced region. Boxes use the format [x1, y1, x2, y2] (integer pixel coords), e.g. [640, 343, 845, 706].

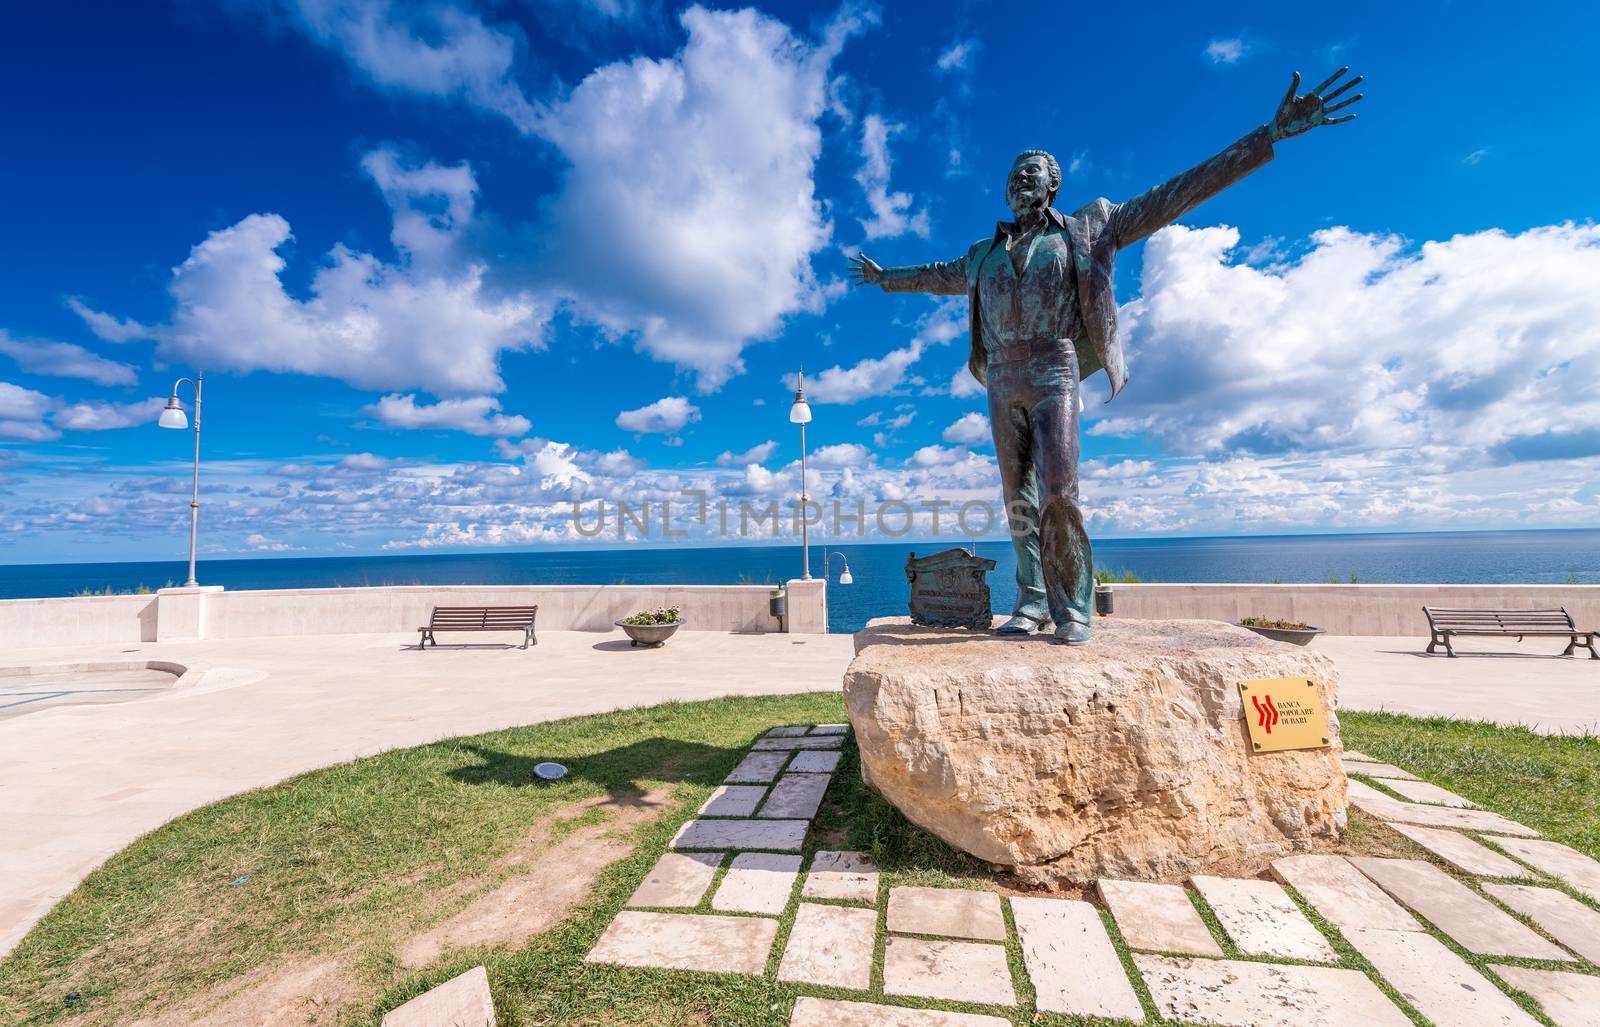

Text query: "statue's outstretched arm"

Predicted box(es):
[849, 252, 967, 296]
[1110, 67, 1363, 249]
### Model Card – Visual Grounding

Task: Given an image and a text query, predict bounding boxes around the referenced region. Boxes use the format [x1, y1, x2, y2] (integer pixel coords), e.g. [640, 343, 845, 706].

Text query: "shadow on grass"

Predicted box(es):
[446, 736, 738, 804]
[810, 735, 993, 880]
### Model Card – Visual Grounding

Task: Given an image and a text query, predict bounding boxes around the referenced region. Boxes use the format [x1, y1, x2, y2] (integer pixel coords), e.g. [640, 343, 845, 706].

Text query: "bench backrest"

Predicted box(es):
[428, 605, 537, 629]
[1423, 607, 1575, 631]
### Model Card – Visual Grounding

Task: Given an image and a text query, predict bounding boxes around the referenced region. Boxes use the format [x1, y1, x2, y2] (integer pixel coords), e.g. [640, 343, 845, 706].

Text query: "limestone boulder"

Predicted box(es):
[843, 618, 1347, 884]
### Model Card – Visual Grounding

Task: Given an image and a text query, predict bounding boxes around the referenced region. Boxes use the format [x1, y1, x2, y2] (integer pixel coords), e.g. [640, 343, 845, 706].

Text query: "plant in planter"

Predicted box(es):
[1092, 568, 1141, 616]
[615, 606, 685, 647]
[1236, 615, 1326, 646]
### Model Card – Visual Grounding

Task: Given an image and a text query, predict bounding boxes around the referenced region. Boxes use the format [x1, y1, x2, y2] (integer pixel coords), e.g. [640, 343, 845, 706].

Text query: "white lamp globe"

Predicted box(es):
[158, 398, 188, 430]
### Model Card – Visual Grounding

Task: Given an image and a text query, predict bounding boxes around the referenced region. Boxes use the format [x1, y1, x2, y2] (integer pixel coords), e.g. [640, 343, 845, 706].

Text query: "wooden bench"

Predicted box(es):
[418, 606, 538, 649]
[1423, 606, 1596, 659]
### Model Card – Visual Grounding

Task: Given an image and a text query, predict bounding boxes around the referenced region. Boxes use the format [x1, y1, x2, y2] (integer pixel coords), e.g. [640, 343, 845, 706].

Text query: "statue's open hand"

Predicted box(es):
[849, 252, 884, 287]
[1271, 66, 1363, 141]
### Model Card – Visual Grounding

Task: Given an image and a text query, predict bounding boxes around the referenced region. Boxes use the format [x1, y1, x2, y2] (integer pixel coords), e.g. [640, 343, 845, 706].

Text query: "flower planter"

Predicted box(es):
[615, 618, 685, 647]
[1234, 621, 1326, 646]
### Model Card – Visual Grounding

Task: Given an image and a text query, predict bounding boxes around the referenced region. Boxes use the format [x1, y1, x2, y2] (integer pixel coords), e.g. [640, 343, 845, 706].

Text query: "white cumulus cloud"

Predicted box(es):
[365, 393, 531, 436]
[855, 114, 929, 241]
[1205, 37, 1247, 64]
[53, 398, 166, 432]
[942, 411, 990, 445]
[616, 396, 702, 435]
[263, 0, 539, 132]
[1099, 222, 1600, 471]
[75, 150, 547, 397]
[716, 439, 779, 466]
[0, 330, 136, 386]
[533, 5, 874, 390]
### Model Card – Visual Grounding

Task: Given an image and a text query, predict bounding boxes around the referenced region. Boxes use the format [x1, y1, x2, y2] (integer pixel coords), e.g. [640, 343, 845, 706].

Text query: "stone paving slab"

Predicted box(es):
[381, 965, 495, 1027]
[1344, 927, 1542, 1027]
[1483, 882, 1600, 964]
[787, 749, 841, 773]
[725, 751, 791, 783]
[777, 902, 877, 990]
[1347, 782, 1540, 836]
[758, 772, 831, 820]
[882, 936, 1016, 1006]
[699, 784, 768, 817]
[1134, 954, 1411, 1027]
[809, 724, 849, 735]
[1389, 822, 1526, 877]
[789, 997, 1010, 1027]
[628, 851, 723, 908]
[765, 726, 811, 737]
[886, 886, 1007, 941]
[1270, 854, 1421, 933]
[1341, 749, 1376, 761]
[1010, 896, 1143, 1021]
[802, 850, 879, 903]
[1348, 857, 1572, 960]
[1344, 760, 1419, 780]
[752, 736, 843, 750]
[1097, 878, 1223, 956]
[671, 818, 808, 851]
[1490, 965, 1600, 1027]
[1489, 836, 1600, 903]
[1190, 875, 1338, 962]
[712, 852, 802, 914]
[1377, 777, 1480, 808]
[587, 910, 778, 975]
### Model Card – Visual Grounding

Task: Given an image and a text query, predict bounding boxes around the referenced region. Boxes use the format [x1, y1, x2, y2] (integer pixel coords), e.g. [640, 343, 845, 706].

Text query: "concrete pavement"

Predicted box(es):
[1322, 635, 1599, 735]
[2, 625, 1595, 959]
[0, 629, 856, 957]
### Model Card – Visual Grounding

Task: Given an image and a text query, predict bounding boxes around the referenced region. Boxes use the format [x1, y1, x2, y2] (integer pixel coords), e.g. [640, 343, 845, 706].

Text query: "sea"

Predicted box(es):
[2, 529, 1595, 635]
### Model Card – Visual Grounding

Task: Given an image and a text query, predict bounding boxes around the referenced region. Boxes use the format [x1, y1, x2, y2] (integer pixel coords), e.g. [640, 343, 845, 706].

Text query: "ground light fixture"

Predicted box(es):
[157, 373, 204, 588]
[789, 368, 813, 580]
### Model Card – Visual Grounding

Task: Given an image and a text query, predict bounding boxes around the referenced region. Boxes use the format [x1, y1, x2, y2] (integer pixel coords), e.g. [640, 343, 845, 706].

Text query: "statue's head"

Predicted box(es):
[1007, 150, 1060, 218]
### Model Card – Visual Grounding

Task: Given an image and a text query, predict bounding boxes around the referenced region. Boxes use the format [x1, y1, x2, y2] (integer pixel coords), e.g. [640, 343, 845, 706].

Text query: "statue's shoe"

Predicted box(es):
[1053, 621, 1091, 646]
[995, 613, 1050, 635]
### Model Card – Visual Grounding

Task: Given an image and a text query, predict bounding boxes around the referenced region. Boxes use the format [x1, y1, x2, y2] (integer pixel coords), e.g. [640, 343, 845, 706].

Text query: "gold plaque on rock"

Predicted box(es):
[1239, 677, 1332, 753]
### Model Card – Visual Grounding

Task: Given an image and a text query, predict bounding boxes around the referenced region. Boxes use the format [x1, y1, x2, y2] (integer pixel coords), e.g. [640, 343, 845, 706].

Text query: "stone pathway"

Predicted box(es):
[573, 731, 1600, 1026]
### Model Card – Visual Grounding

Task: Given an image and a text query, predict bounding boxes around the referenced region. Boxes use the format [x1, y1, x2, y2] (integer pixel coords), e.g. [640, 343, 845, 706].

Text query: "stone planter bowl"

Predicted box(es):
[1234, 621, 1326, 646]
[615, 618, 685, 647]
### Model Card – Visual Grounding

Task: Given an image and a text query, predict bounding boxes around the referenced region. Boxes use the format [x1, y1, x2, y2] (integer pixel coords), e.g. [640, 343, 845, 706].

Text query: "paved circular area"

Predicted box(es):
[0, 666, 179, 721]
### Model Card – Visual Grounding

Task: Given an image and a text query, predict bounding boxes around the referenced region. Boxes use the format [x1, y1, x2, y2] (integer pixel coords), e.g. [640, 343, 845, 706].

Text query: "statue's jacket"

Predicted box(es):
[878, 125, 1275, 400]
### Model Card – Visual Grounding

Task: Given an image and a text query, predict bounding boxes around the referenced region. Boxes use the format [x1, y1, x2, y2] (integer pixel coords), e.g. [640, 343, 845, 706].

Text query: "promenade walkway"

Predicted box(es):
[0, 629, 855, 957]
[3, 626, 1594, 959]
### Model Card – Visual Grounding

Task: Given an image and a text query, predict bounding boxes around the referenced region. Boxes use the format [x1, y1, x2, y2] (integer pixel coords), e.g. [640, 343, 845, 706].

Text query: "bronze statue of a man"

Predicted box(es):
[852, 69, 1362, 644]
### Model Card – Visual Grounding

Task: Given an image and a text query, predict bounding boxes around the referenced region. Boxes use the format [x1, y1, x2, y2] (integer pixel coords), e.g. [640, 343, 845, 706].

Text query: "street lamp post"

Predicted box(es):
[158, 373, 203, 588]
[788, 368, 813, 580]
[824, 549, 854, 585]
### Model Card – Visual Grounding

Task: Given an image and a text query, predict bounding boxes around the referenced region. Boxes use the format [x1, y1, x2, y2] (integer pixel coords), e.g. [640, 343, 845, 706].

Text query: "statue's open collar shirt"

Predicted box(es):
[977, 208, 1083, 355]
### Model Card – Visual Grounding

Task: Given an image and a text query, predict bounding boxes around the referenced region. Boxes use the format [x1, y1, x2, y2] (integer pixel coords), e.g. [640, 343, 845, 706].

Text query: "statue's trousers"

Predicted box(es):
[985, 339, 1094, 629]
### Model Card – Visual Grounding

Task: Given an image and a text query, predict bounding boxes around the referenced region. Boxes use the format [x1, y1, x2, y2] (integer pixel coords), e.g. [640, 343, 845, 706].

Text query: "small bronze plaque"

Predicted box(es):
[1239, 677, 1332, 753]
[906, 548, 996, 631]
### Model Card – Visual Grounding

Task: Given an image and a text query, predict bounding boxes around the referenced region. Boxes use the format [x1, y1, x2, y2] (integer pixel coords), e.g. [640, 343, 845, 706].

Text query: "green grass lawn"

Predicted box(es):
[2, 699, 1595, 1026]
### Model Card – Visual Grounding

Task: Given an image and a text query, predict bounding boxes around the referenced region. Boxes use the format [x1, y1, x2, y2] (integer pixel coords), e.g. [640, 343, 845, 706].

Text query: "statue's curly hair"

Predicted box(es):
[1011, 149, 1061, 199]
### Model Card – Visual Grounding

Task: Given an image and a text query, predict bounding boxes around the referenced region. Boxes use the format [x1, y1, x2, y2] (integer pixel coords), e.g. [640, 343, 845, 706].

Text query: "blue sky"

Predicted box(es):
[2, 0, 1598, 563]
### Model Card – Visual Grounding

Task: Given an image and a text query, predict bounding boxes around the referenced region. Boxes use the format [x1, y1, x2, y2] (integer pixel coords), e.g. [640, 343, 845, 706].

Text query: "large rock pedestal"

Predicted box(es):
[843, 618, 1347, 885]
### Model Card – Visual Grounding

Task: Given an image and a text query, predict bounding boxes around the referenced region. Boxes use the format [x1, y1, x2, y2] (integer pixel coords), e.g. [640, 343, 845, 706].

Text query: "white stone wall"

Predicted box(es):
[1105, 583, 1600, 636]
[0, 582, 810, 646]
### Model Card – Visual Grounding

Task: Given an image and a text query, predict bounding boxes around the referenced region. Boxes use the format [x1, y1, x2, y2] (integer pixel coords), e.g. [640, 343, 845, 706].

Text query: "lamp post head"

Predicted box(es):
[789, 368, 812, 425]
[158, 396, 188, 430]
[838, 565, 854, 585]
